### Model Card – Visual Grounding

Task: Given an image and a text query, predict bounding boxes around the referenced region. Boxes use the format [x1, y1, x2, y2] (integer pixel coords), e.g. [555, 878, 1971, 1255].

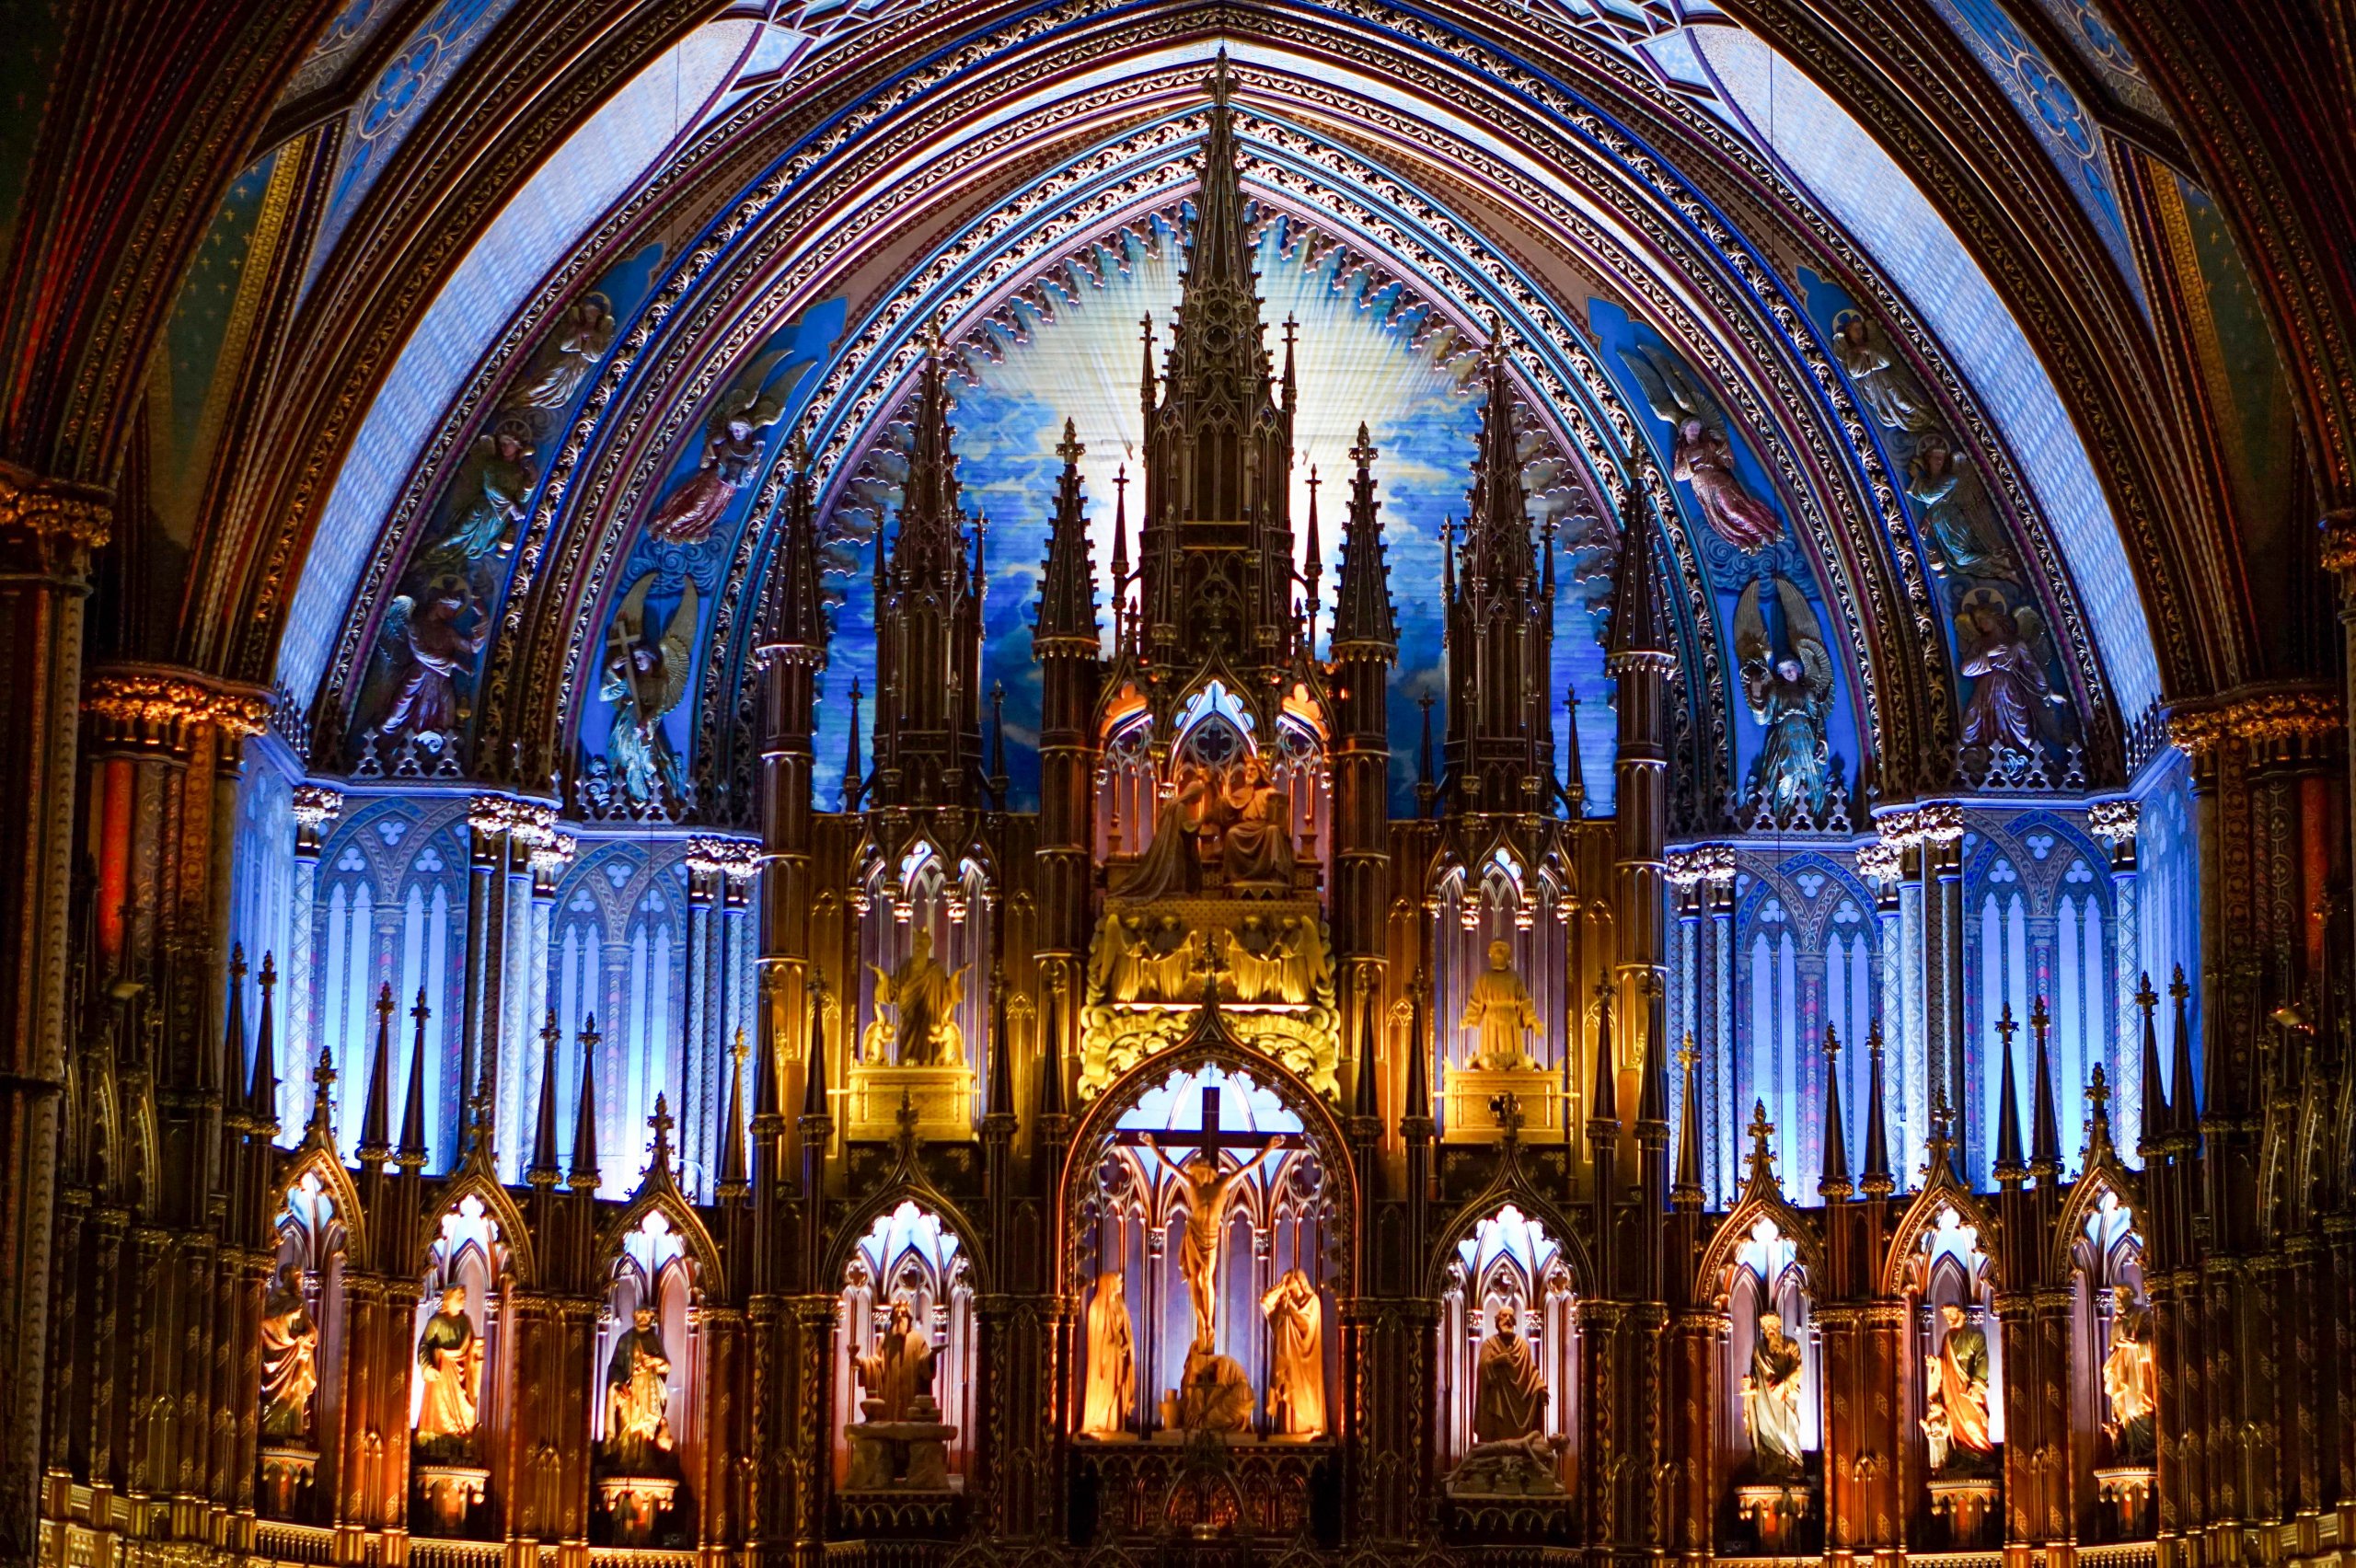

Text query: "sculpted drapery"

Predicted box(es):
[1743, 1311, 1807, 1477]
[414, 1288, 483, 1455]
[1260, 1268, 1324, 1436]
[603, 1307, 675, 1471]
[1472, 1302, 1548, 1443]
[1081, 1272, 1136, 1435]
[1923, 1303, 1993, 1470]
[259, 1265, 319, 1443]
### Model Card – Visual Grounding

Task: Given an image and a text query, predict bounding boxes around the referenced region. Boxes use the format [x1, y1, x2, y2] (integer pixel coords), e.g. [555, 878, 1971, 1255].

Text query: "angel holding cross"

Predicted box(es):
[1142, 1128, 1282, 1352]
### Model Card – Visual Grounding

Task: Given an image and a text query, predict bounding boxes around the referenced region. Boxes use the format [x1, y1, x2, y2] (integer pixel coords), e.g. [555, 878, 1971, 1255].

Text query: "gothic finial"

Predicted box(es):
[397, 986, 433, 1169]
[1819, 1025, 1852, 1200]
[841, 678, 864, 812]
[1671, 1034, 1704, 1210]
[987, 961, 1014, 1121]
[1403, 969, 1431, 1123]
[1588, 978, 1620, 1128]
[357, 982, 396, 1162]
[647, 1091, 676, 1177]
[1744, 1100, 1778, 1193]
[2083, 1062, 2114, 1164]
[802, 975, 831, 1122]
[527, 1007, 563, 1189]
[1352, 1004, 1380, 1124]
[249, 951, 280, 1136]
[717, 1029, 750, 1199]
[1860, 1020, 1894, 1196]
[1490, 1090, 1526, 1144]
[2028, 995, 2062, 1178]
[2168, 964, 2200, 1135]
[569, 1013, 602, 1191]
[223, 943, 249, 1121]
[307, 1041, 338, 1143]
[893, 1089, 923, 1163]
[2134, 973, 2167, 1154]
[1331, 426, 1398, 660]
[1993, 1001, 2027, 1183]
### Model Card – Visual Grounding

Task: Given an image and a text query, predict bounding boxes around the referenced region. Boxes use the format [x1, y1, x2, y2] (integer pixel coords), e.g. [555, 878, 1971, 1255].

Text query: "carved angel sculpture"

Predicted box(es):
[1955, 586, 2064, 758]
[435, 422, 537, 561]
[375, 576, 488, 748]
[1831, 311, 1936, 433]
[645, 353, 792, 545]
[1906, 432, 2017, 579]
[600, 574, 698, 806]
[1622, 344, 1782, 552]
[1735, 574, 1837, 822]
[509, 292, 616, 411]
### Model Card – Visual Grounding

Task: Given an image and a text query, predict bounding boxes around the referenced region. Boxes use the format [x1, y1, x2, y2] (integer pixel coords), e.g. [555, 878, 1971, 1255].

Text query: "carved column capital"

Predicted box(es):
[0, 460, 110, 572]
[83, 663, 271, 755]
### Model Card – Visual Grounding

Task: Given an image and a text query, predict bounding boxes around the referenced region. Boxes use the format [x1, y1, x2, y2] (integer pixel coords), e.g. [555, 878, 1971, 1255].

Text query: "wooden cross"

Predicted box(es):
[1489, 1090, 1526, 1139]
[1104, 1083, 1308, 1165]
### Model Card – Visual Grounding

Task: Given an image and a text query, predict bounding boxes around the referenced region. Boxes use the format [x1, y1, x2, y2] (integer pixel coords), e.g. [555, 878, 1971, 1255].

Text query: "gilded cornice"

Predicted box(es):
[82, 666, 272, 751]
[2165, 686, 2341, 758]
[0, 463, 113, 553]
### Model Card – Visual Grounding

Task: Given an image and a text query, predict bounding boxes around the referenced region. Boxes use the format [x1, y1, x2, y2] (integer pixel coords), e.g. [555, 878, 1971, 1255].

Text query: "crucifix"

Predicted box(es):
[1110, 1083, 1308, 1352]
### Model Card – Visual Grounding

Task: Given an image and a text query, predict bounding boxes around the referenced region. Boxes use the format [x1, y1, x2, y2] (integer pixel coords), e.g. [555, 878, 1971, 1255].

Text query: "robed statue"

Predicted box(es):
[1956, 588, 2063, 760]
[259, 1263, 319, 1443]
[1145, 1135, 1278, 1351]
[1125, 765, 1214, 900]
[1219, 756, 1295, 894]
[602, 1306, 676, 1471]
[1080, 1272, 1136, 1436]
[1742, 1310, 1807, 1478]
[1736, 575, 1837, 823]
[414, 1286, 483, 1458]
[2102, 1285, 2157, 1459]
[1923, 1302, 1993, 1472]
[1260, 1268, 1325, 1436]
[1171, 1343, 1254, 1432]
[869, 928, 968, 1066]
[1460, 940, 1542, 1070]
[856, 1299, 938, 1423]
[1472, 1301, 1549, 1443]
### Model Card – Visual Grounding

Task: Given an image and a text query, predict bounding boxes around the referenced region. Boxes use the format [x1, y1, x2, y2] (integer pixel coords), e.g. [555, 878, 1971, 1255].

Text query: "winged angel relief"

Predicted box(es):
[1735, 574, 1838, 823]
[643, 352, 793, 546]
[1621, 346, 1783, 552]
[600, 575, 698, 808]
[1955, 586, 2066, 761]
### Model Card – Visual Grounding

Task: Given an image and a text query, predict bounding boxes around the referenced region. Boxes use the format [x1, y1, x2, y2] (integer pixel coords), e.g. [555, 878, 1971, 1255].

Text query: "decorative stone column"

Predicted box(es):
[1857, 839, 1908, 1193]
[2086, 800, 2142, 1147]
[1666, 845, 1735, 1204]
[287, 785, 344, 1125]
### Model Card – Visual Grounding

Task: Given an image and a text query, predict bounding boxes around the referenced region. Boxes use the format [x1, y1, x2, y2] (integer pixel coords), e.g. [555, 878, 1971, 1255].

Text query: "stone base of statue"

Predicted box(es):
[1735, 1480, 1815, 1553]
[846, 1063, 972, 1141]
[2096, 1465, 2156, 1539]
[596, 1476, 678, 1544]
[259, 1445, 317, 1520]
[1928, 1475, 2001, 1547]
[413, 1462, 490, 1535]
[843, 1421, 959, 1492]
[1441, 1065, 1564, 1142]
[1446, 1433, 1569, 1497]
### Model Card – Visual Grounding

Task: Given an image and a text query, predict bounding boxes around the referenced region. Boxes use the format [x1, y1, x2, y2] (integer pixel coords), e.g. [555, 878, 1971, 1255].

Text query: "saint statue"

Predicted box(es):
[1144, 1134, 1279, 1352]
[1735, 574, 1836, 824]
[855, 1298, 938, 1424]
[1087, 910, 1143, 1004]
[1460, 940, 1542, 1070]
[1125, 766, 1213, 900]
[1261, 1268, 1325, 1436]
[1080, 1272, 1136, 1436]
[600, 575, 697, 808]
[1171, 1343, 1254, 1433]
[644, 371, 787, 546]
[1219, 757, 1295, 894]
[2101, 1285, 2157, 1459]
[1472, 1301, 1549, 1443]
[602, 1306, 676, 1471]
[413, 1286, 483, 1457]
[509, 294, 615, 411]
[1742, 1310, 1807, 1478]
[259, 1263, 319, 1444]
[1923, 1302, 1993, 1471]
[870, 928, 968, 1066]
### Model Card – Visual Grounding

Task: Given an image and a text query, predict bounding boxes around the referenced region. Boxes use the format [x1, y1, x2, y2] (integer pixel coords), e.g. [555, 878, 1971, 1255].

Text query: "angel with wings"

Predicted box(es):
[434, 421, 537, 561]
[601, 574, 698, 806]
[1736, 574, 1837, 822]
[1957, 587, 2066, 757]
[374, 575, 488, 748]
[645, 352, 793, 545]
[508, 292, 616, 412]
[1622, 344, 1783, 552]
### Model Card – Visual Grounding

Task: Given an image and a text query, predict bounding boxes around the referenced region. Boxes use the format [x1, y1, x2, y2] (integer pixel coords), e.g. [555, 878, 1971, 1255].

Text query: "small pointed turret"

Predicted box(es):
[358, 983, 395, 1162]
[1330, 424, 1398, 659]
[1671, 1036, 1704, 1210]
[718, 1032, 750, 1199]
[770, 434, 829, 659]
[841, 679, 863, 812]
[570, 1014, 602, 1191]
[1034, 421, 1100, 654]
[1301, 464, 1323, 652]
[1860, 1021, 1894, 1197]
[1636, 980, 1669, 1129]
[527, 1008, 563, 1189]
[2168, 965, 2200, 1136]
[1352, 1005, 1380, 1124]
[2135, 973, 2169, 1155]
[802, 985, 830, 1120]
[249, 953, 281, 1136]
[2029, 996, 2062, 1179]
[1588, 982, 1620, 1126]
[646, 1092, 676, 1183]
[222, 945, 249, 1125]
[1187, 51, 1255, 294]
[306, 1043, 338, 1144]
[397, 986, 433, 1169]
[2084, 1063, 2115, 1165]
[1743, 1100, 1779, 1193]
[1403, 971, 1431, 1123]
[1819, 1025, 1852, 1200]
[1992, 1002, 2026, 1183]
[1607, 483, 1671, 663]
[987, 963, 1015, 1121]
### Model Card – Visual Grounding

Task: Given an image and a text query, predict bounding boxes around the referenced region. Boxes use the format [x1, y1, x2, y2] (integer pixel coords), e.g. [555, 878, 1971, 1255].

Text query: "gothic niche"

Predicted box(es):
[2071, 1185, 2154, 1539]
[1433, 853, 1573, 1141]
[1071, 1063, 1338, 1540]
[1719, 1217, 1818, 1551]
[593, 1210, 699, 1546]
[410, 1193, 509, 1536]
[1904, 1203, 2002, 1548]
[259, 1170, 344, 1521]
[849, 847, 988, 1138]
[834, 1203, 975, 1501]
[1439, 1205, 1576, 1503]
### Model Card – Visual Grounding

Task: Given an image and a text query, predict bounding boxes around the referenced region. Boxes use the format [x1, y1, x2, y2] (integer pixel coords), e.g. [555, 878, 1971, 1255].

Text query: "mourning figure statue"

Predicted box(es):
[1080, 1271, 1136, 1435]
[1260, 1267, 1325, 1436]
[2102, 1285, 2157, 1460]
[1459, 940, 1541, 1070]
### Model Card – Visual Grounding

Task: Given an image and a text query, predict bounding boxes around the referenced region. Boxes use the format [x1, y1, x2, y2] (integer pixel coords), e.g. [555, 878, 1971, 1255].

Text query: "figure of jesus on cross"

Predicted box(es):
[1127, 1084, 1301, 1354]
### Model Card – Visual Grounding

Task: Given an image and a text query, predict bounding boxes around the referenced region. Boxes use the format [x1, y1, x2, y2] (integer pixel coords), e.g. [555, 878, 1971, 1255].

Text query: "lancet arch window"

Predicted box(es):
[1730, 854, 1879, 1194]
[853, 845, 991, 1091]
[1094, 682, 1329, 884]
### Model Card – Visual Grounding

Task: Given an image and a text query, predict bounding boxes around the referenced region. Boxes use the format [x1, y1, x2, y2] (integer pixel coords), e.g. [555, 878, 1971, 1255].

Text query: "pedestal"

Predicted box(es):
[1928, 1476, 2001, 1547]
[1735, 1481, 1815, 1553]
[841, 1421, 959, 1492]
[1441, 1065, 1565, 1142]
[2096, 1465, 2157, 1539]
[258, 1446, 317, 1520]
[597, 1476, 679, 1545]
[846, 1063, 973, 1140]
[413, 1463, 490, 1535]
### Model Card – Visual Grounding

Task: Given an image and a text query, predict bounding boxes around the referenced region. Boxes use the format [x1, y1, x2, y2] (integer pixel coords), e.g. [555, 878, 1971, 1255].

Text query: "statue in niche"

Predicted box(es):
[1226, 915, 1328, 1007]
[1169, 1343, 1254, 1433]
[1472, 1301, 1549, 1443]
[1906, 433, 2018, 580]
[375, 577, 488, 750]
[855, 1298, 938, 1424]
[1460, 940, 1542, 1070]
[1735, 575, 1837, 822]
[1831, 312, 1936, 433]
[1087, 911, 1143, 1004]
[509, 294, 616, 411]
[1080, 1272, 1135, 1435]
[600, 574, 698, 808]
[2101, 1285, 2157, 1459]
[602, 1306, 676, 1472]
[1741, 1310, 1807, 1479]
[644, 358, 791, 546]
[1623, 344, 1782, 553]
[869, 928, 968, 1066]
[1261, 1268, 1325, 1436]
[1148, 918, 1207, 1001]
[259, 1262, 319, 1443]
[1955, 587, 2063, 759]
[1218, 755, 1295, 894]
[413, 1286, 484, 1458]
[1143, 1134, 1279, 1351]
[1125, 765, 1214, 901]
[435, 422, 537, 561]
[1923, 1302, 1994, 1472]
